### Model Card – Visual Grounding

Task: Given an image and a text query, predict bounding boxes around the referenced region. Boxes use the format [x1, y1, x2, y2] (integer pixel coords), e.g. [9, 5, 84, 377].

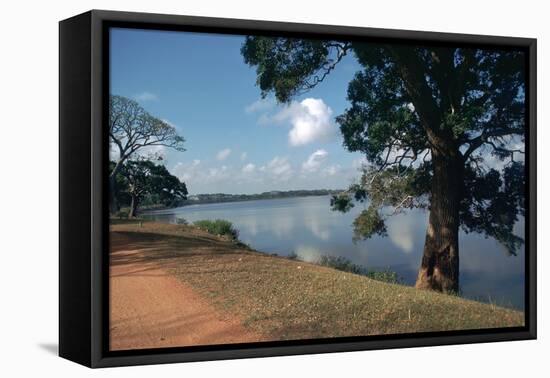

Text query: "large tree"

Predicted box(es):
[109, 95, 186, 213]
[119, 159, 188, 217]
[242, 38, 526, 293]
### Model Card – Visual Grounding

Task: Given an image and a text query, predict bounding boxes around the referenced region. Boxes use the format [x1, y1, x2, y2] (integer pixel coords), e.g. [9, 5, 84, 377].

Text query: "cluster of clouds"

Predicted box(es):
[301, 149, 342, 177]
[164, 95, 365, 193]
[246, 97, 337, 147]
[172, 147, 358, 194]
[171, 96, 351, 193]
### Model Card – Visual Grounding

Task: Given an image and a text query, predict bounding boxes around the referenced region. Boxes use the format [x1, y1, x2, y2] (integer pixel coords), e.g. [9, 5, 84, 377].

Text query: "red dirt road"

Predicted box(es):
[109, 234, 263, 351]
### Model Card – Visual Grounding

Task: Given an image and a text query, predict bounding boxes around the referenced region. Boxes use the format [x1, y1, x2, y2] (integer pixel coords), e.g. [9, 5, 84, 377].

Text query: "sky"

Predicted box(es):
[110, 28, 366, 195]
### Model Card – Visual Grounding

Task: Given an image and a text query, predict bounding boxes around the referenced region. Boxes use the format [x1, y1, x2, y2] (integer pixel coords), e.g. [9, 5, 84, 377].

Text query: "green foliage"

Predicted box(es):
[109, 161, 131, 208]
[352, 207, 388, 241]
[242, 38, 526, 256]
[317, 255, 401, 284]
[330, 193, 355, 213]
[114, 208, 129, 219]
[460, 162, 525, 255]
[364, 269, 401, 285]
[194, 219, 240, 240]
[114, 159, 188, 216]
[241, 37, 350, 103]
[318, 255, 365, 275]
[108, 95, 186, 214]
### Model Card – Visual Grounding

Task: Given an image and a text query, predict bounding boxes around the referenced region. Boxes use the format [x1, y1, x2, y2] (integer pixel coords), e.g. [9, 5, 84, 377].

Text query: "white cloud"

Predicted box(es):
[257, 98, 336, 146]
[263, 156, 293, 181]
[173, 160, 201, 182]
[242, 163, 256, 174]
[208, 165, 230, 180]
[287, 99, 335, 146]
[173, 159, 229, 182]
[216, 148, 232, 161]
[240, 152, 248, 161]
[134, 91, 158, 102]
[323, 164, 341, 176]
[302, 149, 329, 173]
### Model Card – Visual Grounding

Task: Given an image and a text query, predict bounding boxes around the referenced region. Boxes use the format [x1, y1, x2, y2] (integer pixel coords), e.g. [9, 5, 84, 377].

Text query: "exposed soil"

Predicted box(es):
[109, 221, 524, 350]
[109, 233, 265, 351]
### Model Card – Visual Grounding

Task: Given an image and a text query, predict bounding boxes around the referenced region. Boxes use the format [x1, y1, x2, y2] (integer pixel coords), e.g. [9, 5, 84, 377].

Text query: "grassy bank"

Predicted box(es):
[110, 221, 524, 341]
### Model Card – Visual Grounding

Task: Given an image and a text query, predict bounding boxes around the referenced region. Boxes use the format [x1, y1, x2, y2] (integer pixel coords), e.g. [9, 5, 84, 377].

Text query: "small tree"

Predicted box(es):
[109, 95, 185, 213]
[120, 159, 188, 217]
[242, 38, 526, 293]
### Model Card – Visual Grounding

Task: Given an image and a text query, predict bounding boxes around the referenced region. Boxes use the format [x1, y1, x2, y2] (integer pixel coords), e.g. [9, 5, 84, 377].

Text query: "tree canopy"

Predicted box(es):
[242, 37, 526, 256]
[108, 95, 186, 214]
[111, 158, 188, 217]
[109, 95, 186, 177]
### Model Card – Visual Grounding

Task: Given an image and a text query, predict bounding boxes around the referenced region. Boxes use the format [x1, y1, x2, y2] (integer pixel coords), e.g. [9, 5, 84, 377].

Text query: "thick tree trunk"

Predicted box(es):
[415, 147, 463, 293]
[129, 195, 139, 218]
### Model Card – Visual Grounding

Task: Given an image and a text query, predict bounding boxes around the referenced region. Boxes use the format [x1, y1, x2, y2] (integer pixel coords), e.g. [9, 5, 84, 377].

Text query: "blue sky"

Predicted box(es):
[110, 28, 367, 194]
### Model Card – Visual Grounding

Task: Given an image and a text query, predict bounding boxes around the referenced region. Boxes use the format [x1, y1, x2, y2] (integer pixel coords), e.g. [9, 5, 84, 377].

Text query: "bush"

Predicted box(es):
[114, 209, 129, 219]
[287, 251, 299, 260]
[194, 219, 239, 240]
[317, 255, 401, 284]
[175, 217, 188, 225]
[318, 255, 366, 275]
[364, 269, 401, 284]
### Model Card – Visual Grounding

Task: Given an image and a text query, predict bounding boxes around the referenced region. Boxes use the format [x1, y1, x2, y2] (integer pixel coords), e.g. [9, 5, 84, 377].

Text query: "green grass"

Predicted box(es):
[110, 222, 524, 341]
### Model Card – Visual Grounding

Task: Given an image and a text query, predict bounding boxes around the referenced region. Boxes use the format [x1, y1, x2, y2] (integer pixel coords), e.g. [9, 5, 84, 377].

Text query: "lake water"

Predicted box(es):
[144, 195, 525, 310]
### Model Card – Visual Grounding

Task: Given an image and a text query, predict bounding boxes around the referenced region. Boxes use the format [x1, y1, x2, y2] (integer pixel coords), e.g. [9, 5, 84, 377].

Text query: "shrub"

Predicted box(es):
[287, 251, 299, 260]
[317, 254, 401, 284]
[175, 217, 188, 225]
[115, 209, 129, 219]
[364, 269, 401, 284]
[194, 219, 239, 240]
[318, 255, 366, 275]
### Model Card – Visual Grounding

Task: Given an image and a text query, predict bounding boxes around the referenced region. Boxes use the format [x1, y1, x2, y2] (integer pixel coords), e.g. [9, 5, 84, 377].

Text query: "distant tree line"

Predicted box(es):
[182, 189, 341, 206]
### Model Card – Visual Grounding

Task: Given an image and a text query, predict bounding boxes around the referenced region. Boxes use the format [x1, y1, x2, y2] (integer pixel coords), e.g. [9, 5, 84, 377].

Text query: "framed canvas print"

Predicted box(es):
[59, 10, 537, 368]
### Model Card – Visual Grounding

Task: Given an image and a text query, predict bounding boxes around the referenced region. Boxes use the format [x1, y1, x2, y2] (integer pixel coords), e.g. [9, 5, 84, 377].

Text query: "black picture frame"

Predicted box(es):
[59, 9, 537, 368]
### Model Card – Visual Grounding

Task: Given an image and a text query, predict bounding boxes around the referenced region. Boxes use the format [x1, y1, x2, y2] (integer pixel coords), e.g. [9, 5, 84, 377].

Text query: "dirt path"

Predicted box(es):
[109, 233, 263, 351]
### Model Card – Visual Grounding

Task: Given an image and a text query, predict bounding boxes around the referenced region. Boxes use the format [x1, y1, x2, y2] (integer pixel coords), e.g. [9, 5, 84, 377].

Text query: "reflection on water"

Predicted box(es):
[144, 195, 525, 309]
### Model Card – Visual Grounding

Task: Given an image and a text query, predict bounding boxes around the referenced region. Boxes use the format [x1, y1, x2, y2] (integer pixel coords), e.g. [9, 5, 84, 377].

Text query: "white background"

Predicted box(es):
[0, 0, 547, 376]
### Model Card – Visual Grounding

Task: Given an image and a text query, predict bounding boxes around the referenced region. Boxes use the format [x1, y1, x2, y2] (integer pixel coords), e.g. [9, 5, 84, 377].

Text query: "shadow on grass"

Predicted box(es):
[109, 231, 257, 278]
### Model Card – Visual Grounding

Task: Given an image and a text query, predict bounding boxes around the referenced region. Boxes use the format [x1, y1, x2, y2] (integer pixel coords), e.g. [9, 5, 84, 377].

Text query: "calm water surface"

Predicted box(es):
[144, 195, 525, 310]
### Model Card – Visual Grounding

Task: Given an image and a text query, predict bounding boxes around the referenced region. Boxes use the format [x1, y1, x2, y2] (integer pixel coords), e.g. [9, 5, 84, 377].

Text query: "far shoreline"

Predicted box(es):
[140, 190, 340, 215]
